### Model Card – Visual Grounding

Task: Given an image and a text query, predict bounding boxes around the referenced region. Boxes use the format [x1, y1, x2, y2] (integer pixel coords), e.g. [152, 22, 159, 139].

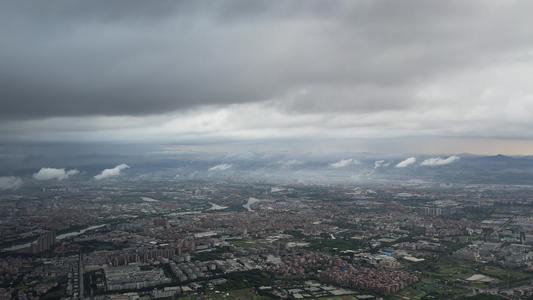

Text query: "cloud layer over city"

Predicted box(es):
[1, 1, 533, 156]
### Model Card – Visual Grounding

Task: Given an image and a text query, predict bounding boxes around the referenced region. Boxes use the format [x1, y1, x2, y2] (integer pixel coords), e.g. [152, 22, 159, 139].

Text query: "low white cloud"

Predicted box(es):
[94, 164, 129, 180]
[374, 160, 391, 168]
[395, 157, 416, 168]
[420, 156, 460, 166]
[33, 168, 79, 180]
[331, 158, 359, 168]
[0, 176, 23, 190]
[374, 160, 385, 168]
[66, 169, 80, 177]
[208, 164, 232, 171]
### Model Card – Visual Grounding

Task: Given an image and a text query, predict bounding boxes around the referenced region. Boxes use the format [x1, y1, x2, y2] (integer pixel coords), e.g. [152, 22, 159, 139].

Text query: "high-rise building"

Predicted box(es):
[31, 230, 56, 253]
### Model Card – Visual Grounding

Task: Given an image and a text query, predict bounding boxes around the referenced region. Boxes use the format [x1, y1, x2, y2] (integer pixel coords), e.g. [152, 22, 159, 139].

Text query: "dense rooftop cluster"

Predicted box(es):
[2, 179, 533, 299]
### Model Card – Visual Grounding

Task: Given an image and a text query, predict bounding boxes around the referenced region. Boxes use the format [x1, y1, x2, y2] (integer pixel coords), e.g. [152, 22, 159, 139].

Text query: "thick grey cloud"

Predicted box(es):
[1, 1, 533, 156]
[2, 1, 533, 120]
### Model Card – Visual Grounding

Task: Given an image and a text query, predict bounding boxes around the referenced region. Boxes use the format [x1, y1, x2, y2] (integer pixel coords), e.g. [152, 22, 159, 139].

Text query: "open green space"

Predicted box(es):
[194, 251, 222, 262]
[395, 274, 470, 299]
[410, 255, 482, 283]
[480, 266, 530, 281]
[40, 277, 68, 300]
[41, 276, 59, 283]
[177, 288, 272, 300]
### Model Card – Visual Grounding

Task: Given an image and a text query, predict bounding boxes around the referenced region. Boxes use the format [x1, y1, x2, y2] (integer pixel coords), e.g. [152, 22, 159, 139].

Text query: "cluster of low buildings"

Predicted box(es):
[168, 260, 212, 282]
[0, 255, 80, 299]
[4, 180, 533, 299]
[104, 265, 171, 291]
[451, 216, 533, 267]
[320, 264, 418, 294]
[268, 251, 345, 275]
[454, 242, 533, 267]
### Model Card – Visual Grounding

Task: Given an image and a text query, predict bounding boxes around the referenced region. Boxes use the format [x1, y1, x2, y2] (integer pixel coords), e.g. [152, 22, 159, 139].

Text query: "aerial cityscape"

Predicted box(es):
[3, 154, 533, 299]
[2, 1, 533, 299]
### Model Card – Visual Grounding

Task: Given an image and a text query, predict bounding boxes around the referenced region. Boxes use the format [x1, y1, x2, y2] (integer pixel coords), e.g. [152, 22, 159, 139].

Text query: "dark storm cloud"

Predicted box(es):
[0, 1, 283, 119]
[3, 1, 532, 120]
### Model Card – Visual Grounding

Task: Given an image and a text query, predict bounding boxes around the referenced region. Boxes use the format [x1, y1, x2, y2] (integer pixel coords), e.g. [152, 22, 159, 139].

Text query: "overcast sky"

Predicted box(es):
[2, 0, 533, 156]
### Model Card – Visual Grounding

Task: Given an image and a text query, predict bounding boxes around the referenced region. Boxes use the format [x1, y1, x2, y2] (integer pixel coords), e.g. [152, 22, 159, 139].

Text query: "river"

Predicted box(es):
[243, 197, 262, 211]
[140, 197, 160, 202]
[207, 203, 228, 210]
[2, 224, 107, 252]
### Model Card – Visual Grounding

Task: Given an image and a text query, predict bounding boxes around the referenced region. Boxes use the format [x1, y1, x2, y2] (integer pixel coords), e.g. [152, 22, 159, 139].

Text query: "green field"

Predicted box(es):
[177, 288, 271, 300]
[481, 266, 530, 281]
